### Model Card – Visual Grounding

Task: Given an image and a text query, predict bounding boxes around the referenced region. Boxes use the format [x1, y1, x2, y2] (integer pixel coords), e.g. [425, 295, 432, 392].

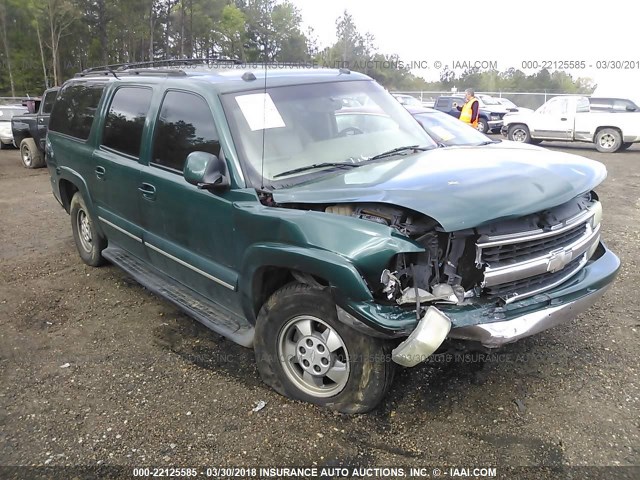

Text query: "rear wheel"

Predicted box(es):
[254, 282, 395, 413]
[20, 138, 45, 168]
[595, 128, 622, 153]
[70, 192, 106, 267]
[508, 124, 532, 143]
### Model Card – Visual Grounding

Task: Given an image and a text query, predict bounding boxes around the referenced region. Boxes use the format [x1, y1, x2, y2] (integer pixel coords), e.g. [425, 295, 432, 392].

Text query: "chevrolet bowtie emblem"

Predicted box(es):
[547, 248, 573, 273]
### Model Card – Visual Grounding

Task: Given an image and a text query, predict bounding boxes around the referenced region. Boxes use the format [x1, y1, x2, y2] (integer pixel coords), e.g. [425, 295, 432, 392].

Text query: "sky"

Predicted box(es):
[290, 0, 640, 93]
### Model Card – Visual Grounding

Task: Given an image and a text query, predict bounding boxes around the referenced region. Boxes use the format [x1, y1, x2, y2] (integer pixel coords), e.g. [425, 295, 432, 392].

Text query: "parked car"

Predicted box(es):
[433, 95, 504, 133]
[502, 95, 640, 152]
[392, 93, 424, 108]
[0, 105, 29, 150]
[402, 106, 546, 151]
[11, 87, 59, 168]
[46, 63, 619, 413]
[588, 97, 639, 112]
[492, 97, 534, 114]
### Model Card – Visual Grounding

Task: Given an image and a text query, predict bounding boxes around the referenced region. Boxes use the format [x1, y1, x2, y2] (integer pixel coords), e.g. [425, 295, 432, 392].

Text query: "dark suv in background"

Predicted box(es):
[589, 97, 638, 112]
[433, 96, 504, 133]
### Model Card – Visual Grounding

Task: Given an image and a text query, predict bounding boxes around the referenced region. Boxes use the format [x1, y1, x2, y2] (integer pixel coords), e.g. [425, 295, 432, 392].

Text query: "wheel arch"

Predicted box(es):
[239, 244, 375, 325]
[56, 168, 107, 239]
[593, 125, 623, 142]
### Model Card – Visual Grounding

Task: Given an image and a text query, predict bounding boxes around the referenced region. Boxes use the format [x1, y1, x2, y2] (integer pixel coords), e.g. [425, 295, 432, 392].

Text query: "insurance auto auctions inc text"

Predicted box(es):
[257, 466, 498, 477]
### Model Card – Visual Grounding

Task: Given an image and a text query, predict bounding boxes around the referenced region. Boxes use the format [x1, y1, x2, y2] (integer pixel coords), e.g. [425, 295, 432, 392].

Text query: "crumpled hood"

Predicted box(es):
[272, 146, 607, 232]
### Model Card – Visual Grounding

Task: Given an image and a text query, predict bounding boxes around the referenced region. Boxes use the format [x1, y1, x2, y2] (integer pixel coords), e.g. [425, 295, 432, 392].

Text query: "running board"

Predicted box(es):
[102, 247, 255, 347]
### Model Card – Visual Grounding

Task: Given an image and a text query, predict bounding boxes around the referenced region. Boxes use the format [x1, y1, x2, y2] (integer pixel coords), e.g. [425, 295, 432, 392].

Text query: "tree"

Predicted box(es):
[45, 0, 77, 85]
[0, 0, 15, 96]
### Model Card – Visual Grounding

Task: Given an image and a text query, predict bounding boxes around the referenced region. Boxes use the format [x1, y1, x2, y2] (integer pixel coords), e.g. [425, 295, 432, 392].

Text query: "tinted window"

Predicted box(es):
[102, 87, 152, 157]
[435, 98, 448, 108]
[49, 82, 105, 140]
[152, 91, 220, 172]
[42, 90, 58, 114]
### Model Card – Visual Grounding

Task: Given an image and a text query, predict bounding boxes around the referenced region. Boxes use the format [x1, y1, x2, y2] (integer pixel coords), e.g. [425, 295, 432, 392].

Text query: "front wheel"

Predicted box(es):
[70, 192, 106, 267]
[254, 283, 395, 414]
[595, 128, 622, 153]
[476, 118, 489, 134]
[508, 124, 532, 143]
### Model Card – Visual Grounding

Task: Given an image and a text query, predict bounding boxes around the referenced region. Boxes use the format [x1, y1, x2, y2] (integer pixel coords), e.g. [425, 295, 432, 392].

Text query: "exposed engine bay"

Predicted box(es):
[270, 191, 601, 309]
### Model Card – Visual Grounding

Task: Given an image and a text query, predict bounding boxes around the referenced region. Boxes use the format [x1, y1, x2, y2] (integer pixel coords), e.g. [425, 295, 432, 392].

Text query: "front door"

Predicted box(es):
[139, 90, 242, 314]
[529, 97, 572, 140]
[90, 86, 153, 259]
[37, 89, 58, 152]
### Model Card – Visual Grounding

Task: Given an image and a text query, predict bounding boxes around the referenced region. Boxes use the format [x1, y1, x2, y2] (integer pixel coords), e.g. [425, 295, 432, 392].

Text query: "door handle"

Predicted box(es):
[138, 182, 157, 200]
[560, 117, 567, 121]
[95, 166, 106, 180]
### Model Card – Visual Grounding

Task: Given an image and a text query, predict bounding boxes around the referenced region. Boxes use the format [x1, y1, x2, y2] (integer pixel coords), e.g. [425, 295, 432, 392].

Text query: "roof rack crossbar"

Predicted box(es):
[80, 57, 242, 74]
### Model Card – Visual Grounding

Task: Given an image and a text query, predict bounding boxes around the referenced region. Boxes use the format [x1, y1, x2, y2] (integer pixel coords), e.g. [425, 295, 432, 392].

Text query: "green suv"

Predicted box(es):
[46, 62, 620, 413]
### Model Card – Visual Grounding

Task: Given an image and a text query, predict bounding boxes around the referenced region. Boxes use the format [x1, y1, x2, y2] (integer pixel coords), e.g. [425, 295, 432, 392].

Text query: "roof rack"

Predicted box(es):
[76, 57, 243, 77]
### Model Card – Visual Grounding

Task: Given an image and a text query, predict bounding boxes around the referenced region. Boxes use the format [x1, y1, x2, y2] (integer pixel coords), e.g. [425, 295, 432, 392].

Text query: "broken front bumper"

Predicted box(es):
[342, 242, 620, 366]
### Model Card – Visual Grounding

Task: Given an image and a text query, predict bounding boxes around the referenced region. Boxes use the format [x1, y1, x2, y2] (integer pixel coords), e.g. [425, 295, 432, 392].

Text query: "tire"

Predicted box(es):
[254, 282, 395, 414]
[70, 192, 106, 267]
[508, 124, 532, 143]
[595, 128, 622, 153]
[20, 138, 45, 168]
[476, 118, 489, 134]
[620, 142, 633, 151]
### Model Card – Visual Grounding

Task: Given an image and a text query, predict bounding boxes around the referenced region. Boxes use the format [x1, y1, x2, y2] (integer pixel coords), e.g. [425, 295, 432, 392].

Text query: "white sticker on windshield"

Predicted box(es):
[235, 93, 286, 131]
[0, 111, 3, 117]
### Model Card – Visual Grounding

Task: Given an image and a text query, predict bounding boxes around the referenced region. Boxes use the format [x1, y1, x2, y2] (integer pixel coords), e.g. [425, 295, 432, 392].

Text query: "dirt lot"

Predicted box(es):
[0, 141, 638, 478]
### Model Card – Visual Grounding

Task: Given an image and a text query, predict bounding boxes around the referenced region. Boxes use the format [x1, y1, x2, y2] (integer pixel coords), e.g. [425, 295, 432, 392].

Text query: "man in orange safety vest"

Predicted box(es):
[455, 88, 479, 129]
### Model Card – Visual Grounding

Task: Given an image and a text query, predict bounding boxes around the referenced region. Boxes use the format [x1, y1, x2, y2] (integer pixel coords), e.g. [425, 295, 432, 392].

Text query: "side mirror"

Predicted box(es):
[184, 151, 230, 190]
[626, 106, 636, 112]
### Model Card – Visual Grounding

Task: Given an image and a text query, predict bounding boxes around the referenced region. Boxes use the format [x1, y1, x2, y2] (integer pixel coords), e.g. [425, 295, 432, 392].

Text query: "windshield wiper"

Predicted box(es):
[273, 162, 360, 179]
[365, 145, 432, 162]
[474, 139, 501, 145]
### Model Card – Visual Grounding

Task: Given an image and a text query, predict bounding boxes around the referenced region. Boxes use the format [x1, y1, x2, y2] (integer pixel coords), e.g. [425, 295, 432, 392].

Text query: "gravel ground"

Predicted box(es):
[0, 141, 638, 479]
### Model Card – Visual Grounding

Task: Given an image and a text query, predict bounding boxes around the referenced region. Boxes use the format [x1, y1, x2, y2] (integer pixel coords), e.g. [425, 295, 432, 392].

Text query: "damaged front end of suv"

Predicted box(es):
[270, 149, 620, 369]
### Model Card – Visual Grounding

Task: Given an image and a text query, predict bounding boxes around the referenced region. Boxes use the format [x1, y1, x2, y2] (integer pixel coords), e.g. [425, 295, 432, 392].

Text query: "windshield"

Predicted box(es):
[479, 95, 501, 105]
[412, 111, 492, 146]
[0, 107, 27, 121]
[222, 80, 436, 188]
[499, 98, 516, 108]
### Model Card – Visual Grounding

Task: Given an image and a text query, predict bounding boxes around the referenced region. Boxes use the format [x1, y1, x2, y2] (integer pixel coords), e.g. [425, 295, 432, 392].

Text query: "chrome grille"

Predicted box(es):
[481, 223, 587, 266]
[484, 255, 585, 298]
[476, 206, 600, 303]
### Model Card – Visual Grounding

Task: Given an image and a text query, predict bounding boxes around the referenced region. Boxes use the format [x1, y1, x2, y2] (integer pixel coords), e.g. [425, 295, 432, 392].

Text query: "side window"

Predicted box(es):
[576, 97, 590, 113]
[435, 98, 447, 109]
[41, 90, 57, 114]
[49, 82, 105, 140]
[152, 91, 220, 172]
[102, 87, 153, 158]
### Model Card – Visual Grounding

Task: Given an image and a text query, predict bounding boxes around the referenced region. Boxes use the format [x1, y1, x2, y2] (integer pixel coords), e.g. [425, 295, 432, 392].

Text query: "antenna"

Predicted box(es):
[260, 39, 268, 190]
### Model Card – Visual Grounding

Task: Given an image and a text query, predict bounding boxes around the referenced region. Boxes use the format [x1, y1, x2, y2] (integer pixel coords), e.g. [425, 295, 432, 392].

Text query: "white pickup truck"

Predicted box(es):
[501, 96, 640, 153]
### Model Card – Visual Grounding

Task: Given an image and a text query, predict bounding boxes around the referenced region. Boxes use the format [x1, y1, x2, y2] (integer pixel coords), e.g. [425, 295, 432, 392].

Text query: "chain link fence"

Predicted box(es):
[391, 91, 591, 110]
[0, 97, 27, 106]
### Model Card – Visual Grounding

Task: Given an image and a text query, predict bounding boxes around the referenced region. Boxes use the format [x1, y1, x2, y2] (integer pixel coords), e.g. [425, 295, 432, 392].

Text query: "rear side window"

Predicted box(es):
[49, 82, 105, 140]
[435, 98, 448, 108]
[152, 91, 220, 172]
[102, 87, 153, 158]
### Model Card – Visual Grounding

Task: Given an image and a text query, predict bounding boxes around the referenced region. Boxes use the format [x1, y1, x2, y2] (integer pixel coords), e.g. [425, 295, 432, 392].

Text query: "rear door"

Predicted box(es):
[139, 90, 242, 314]
[90, 86, 153, 259]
